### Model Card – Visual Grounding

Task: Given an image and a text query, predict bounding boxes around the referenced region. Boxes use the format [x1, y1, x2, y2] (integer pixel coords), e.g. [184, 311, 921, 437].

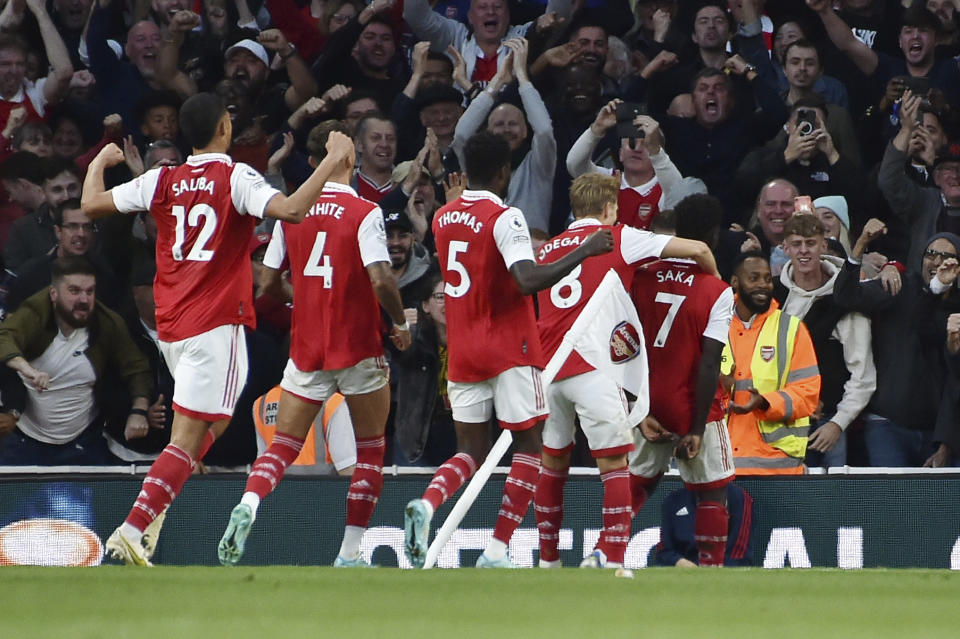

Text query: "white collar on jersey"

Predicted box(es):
[461, 189, 504, 205]
[568, 218, 602, 230]
[186, 152, 233, 165]
[620, 172, 658, 196]
[324, 181, 358, 196]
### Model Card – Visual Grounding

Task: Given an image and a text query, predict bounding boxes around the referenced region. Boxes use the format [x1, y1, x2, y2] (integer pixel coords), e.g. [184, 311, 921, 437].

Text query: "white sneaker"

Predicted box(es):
[539, 558, 562, 569]
[476, 551, 516, 568]
[105, 528, 152, 567]
[579, 549, 608, 568]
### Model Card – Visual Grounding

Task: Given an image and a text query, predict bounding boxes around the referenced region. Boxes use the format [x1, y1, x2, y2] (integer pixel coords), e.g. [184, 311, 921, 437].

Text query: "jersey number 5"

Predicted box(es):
[445, 240, 471, 297]
[171, 204, 217, 262]
[653, 292, 686, 347]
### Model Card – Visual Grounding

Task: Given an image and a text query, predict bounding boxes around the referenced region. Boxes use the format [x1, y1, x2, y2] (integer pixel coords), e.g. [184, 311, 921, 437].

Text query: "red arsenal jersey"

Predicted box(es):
[537, 220, 670, 381]
[617, 173, 664, 230]
[632, 259, 734, 435]
[112, 153, 280, 342]
[432, 189, 542, 382]
[263, 182, 389, 371]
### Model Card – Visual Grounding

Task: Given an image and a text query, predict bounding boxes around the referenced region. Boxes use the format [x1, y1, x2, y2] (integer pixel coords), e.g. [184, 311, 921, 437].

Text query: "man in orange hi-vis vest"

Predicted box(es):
[725, 252, 821, 475]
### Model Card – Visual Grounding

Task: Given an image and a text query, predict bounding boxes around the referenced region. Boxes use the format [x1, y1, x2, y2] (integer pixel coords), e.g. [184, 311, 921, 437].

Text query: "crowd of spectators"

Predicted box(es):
[0, 0, 959, 470]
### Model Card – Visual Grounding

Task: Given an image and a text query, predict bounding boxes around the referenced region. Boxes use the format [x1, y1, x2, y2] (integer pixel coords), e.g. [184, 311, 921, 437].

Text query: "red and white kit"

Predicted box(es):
[536, 219, 669, 456]
[112, 153, 280, 419]
[630, 258, 735, 489]
[263, 182, 390, 403]
[432, 189, 546, 429]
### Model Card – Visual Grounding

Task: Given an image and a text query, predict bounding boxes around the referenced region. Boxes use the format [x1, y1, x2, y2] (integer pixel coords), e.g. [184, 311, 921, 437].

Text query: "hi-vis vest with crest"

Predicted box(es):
[723, 309, 811, 463]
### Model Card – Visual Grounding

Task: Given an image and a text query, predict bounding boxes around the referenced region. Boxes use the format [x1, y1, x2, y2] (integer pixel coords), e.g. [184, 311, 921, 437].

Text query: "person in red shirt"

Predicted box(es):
[80, 92, 355, 566]
[534, 175, 719, 570]
[218, 122, 411, 567]
[629, 194, 736, 567]
[403, 130, 614, 569]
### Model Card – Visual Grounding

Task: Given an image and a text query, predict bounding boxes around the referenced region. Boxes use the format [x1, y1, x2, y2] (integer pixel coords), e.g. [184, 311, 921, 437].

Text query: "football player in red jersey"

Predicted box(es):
[81, 92, 355, 565]
[403, 131, 614, 568]
[217, 121, 411, 567]
[629, 194, 736, 567]
[534, 174, 719, 570]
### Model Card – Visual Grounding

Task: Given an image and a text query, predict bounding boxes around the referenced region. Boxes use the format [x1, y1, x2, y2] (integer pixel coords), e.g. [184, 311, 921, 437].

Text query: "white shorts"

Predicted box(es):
[447, 366, 547, 430]
[280, 357, 388, 404]
[542, 371, 633, 458]
[628, 419, 735, 490]
[160, 324, 248, 421]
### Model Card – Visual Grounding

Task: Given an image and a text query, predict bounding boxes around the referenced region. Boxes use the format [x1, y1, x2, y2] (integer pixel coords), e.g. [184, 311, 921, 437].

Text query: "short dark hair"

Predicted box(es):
[0, 151, 45, 185]
[783, 38, 821, 65]
[782, 213, 825, 238]
[731, 250, 769, 278]
[426, 51, 454, 72]
[0, 34, 28, 56]
[901, 6, 940, 32]
[463, 130, 511, 185]
[690, 66, 729, 93]
[693, 1, 733, 30]
[12, 121, 52, 150]
[791, 94, 827, 117]
[135, 89, 182, 123]
[51, 255, 96, 283]
[42, 157, 79, 183]
[354, 114, 393, 142]
[307, 120, 351, 161]
[568, 15, 608, 39]
[675, 194, 722, 245]
[53, 198, 83, 227]
[178, 92, 227, 149]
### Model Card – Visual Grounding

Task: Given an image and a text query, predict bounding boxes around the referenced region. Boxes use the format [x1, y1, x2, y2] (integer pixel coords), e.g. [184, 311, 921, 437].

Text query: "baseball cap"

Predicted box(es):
[225, 39, 269, 67]
[383, 210, 413, 232]
[813, 195, 850, 231]
[249, 231, 271, 255]
[391, 160, 431, 185]
[935, 141, 960, 167]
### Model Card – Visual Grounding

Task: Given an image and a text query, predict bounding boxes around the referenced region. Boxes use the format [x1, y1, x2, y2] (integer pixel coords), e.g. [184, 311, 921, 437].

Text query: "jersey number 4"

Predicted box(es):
[171, 204, 217, 262]
[304, 231, 333, 288]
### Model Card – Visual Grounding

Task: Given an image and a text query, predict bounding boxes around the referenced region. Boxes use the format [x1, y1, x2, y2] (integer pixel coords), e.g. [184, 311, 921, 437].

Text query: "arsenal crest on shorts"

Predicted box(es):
[609, 321, 642, 364]
[760, 346, 775, 362]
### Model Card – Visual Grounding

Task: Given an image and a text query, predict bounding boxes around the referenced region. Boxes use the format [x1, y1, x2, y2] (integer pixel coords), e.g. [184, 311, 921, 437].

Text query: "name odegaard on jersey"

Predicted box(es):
[537, 234, 582, 261]
[308, 201, 346, 219]
[171, 177, 216, 196]
[436, 210, 483, 233]
[657, 269, 695, 286]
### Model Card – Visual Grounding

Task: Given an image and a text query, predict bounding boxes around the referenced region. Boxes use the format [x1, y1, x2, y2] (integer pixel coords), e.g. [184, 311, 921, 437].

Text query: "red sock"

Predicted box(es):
[423, 452, 477, 511]
[196, 429, 216, 461]
[345, 435, 385, 528]
[596, 466, 631, 565]
[630, 473, 660, 516]
[244, 433, 305, 499]
[126, 444, 195, 532]
[535, 465, 568, 563]
[492, 453, 540, 544]
[695, 500, 729, 567]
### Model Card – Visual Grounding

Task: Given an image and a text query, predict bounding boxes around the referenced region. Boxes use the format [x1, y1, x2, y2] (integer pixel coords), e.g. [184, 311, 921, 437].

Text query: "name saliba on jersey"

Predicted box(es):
[171, 177, 216, 196]
[435, 209, 483, 233]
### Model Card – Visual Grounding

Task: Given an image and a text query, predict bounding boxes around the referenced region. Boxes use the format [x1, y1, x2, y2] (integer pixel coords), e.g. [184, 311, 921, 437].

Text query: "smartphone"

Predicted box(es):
[616, 102, 648, 144]
[901, 75, 930, 97]
[796, 107, 817, 136]
[794, 195, 814, 215]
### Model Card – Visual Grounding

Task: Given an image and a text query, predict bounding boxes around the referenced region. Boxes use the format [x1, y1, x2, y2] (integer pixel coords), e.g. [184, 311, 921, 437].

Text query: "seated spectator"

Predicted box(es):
[0, 256, 153, 465]
[393, 272, 457, 466]
[4, 158, 82, 273]
[403, 0, 572, 85]
[654, 483, 754, 567]
[567, 99, 687, 231]
[451, 38, 555, 234]
[6, 199, 123, 312]
[774, 214, 876, 469]
[736, 98, 862, 211]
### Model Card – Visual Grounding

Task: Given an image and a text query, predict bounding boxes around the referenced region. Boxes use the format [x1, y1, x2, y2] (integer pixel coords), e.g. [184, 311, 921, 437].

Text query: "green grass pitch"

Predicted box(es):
[1, 567, 957, 638]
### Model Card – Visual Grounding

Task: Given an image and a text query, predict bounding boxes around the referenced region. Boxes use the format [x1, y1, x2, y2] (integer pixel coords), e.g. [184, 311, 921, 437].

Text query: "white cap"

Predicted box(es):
[225, 39, 269, 67]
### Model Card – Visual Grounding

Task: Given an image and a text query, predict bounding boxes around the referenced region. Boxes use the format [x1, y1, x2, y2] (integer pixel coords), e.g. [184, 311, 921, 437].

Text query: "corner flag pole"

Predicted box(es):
[421, 271, 623, 569]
